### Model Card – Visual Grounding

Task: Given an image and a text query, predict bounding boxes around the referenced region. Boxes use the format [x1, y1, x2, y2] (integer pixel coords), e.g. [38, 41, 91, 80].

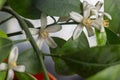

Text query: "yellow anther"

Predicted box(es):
[11, 61, 17, 67]
[41, 30, 49, 39]
[83, 18, 93, 27]
[103, 20, 109, 27]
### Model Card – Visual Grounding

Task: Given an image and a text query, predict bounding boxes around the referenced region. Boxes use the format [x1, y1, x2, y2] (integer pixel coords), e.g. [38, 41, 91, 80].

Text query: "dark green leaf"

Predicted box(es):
[16, 72, 36, 80]
[87, 64, 120, 80]
[105, 28, 120, 44]
[0, 29, 8, 38]
[37, 0, 81, 16]
[95, 30, 107, 46]
[61, 45, 120, 78]
[7, 0, 41, 19]
[0, 37, 13, 63]
[53, 32, 89, 75]
[17, 48, 42, 74]
[105, 0, 120, 33]
[0, 71, 7, 80]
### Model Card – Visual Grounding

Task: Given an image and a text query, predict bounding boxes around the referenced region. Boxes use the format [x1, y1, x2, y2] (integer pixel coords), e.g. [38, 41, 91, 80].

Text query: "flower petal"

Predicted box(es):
[85, 26, 94, 37]
[45, 25, 62, 33]
[90, 9, 98, 19]
[41, 13, 47, 29]
[95, 1, 103, 11]
[45, 37, 57, 48]
[70, 11, 83, 22]
[0, 63, 8, 71]
[36, 37, 44, 49]
[13, 65, 25, 72]
[8, 47, 18, 64]
[29, 28, 39, 35]
[92, 18, 103, 30]
[6, 69, 14, 80]
[103, 12, 112, 20]
[73, 24, 84, 40]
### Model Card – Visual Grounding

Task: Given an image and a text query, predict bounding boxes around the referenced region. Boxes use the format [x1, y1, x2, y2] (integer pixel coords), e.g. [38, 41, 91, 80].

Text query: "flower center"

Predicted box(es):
[83, 18, 93, 26]
[11, 61, 17, 67]
[103, 20, 109, 27]
[41, 30, 49, 39]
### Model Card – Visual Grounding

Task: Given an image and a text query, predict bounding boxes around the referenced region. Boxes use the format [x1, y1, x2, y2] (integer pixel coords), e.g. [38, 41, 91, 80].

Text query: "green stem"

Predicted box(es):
[2, 7, 50, 80]
[0, 16, 13, 25]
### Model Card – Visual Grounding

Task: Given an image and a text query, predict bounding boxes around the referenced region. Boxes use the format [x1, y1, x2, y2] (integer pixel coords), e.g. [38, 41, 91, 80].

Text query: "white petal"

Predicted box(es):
[83, 8, 90, 18]
[90, 9, 98, 19]
[45, 37, 57, 48]
[70, 11, 83, 22]
[13, 65, 25, 72]
[36, 37, 44, 49]
[73, 24, 84, 40]
[0, 63, 8, 71]
[83, 1, 89, 9]
[85, 26, 94, 37]
[6, 69, 14, 80]
[41, 13, 47, 29]
[103, 12, 112, 20]
[95, 1, 103, 11]
[45, 25, 62, 33]
[8, 47, 18, 64]
[29, 28, 39, 35]
[92, 19, 102, 30]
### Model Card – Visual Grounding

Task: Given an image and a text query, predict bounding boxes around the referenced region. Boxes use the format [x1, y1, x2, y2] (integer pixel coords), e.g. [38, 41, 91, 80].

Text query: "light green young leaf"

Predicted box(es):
[37, 0, 81, 16]
[17, 49, 42, 74]
[0, 29, 8, 38]
[0, 0, 6, 9]
[87, 64, 120, 80]
[16, 72, 36, 80]
[0, 71, 7, 80]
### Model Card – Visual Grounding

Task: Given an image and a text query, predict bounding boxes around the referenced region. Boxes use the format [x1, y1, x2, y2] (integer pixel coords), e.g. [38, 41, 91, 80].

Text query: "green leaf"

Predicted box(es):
[37, 0, 81, 16]
[105, 0, 120, 33]
[0, 0, 6, 10]
[7, 0, 41, 19]
[50, 37, 66, 54]
[95, 30, 107, 46]
[53, 32, 89, 75]
[105, 28, 120, 44]
[16, 72, 36, 80]
[87, 64, 120, 80]
[0, 29, 8, 38]
[61, 45, 120, 78]
[0, 71, 7, 80]
[0, 37, 13, 63]
[17, 48, 42, 74]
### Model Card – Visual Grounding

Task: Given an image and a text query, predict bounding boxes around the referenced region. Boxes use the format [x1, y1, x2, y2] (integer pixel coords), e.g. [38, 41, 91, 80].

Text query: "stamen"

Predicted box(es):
[103, 20, 109, 27]
[83, 18, 93, 26]
[11, 61, 17, 67]
[41, 30, 49, 39]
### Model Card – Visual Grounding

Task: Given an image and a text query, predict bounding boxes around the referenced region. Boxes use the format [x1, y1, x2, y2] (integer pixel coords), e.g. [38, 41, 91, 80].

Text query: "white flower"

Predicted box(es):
[70, 1, 112, 40]
[29, 13, 62, 49]
[0, 47, 25, 80]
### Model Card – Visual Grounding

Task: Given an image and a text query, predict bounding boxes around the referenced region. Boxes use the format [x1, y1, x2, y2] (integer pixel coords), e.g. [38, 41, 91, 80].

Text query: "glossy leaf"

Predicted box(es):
[95, 30, 107, 46]
[17, 48, 42, 74]
[105, 0, 120, 33]
[37, 0, 81, 16]
[53, 32, 89, 75]
[61, 45, 120, 78]
[105, 28, 120, 44]
[0, 71, 7, 80]
[0, 37, 13, 63]
[16, 72, 36, 80]
[87, 64, 120, 80]
[7, 0, 41, 19]
[0, 29, 8, 38]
